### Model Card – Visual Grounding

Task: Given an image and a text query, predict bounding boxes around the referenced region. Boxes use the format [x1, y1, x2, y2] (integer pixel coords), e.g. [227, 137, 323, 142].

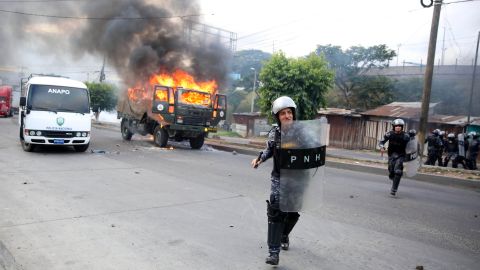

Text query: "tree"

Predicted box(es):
[258, 52, 334, 121]
[86, 82, 118, 120]
[231, 49, 271, 91]
[315, 44, 396, 109]
[353, 75, 394, 110]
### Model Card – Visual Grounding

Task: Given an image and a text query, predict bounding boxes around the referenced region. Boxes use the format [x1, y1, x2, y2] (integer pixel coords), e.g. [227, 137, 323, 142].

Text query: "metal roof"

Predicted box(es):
[361, 102, 438, 119]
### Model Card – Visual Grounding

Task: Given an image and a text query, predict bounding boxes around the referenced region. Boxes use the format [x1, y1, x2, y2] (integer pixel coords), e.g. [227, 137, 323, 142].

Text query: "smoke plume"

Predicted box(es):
[0, 0, 232, 88]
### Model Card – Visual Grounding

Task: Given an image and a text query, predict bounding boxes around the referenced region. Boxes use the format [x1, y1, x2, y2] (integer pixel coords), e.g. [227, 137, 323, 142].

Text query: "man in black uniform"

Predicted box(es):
[443, 133, 460, 168]
[379, 119, 411, 196]
[466, 132, 479, 170]
[251, 96, 300, 265]
[425, 129, 443, 166]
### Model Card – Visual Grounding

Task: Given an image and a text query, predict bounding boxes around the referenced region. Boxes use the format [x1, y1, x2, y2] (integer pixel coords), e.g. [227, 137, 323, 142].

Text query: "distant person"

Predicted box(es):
[437, 130, 446, 166]
[443, 133, 460, 168]
[465, 132, 479, 170]
[379, 119, 411, 196]
[424, 129, 443, 166]
[251, 96, 301, 265]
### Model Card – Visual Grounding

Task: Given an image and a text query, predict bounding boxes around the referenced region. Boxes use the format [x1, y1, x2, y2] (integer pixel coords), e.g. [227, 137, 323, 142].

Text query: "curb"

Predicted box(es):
[204, 140, 480, 191]
[92, 123, 480, 191]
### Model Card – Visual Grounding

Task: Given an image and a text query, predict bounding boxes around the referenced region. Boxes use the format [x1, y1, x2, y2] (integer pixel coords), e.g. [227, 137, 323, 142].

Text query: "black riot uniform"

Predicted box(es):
[253, 96, 300, 266]
[379, 119, 411, 196]
[465, 132, 479, 170]
[425, 130, 443, 166]
[443, 133, 460, 168]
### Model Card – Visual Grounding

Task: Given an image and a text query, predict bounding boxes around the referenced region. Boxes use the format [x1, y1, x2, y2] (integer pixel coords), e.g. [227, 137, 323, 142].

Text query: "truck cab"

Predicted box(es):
[19, 75, 91, 152]
[0, 85, 13, 117]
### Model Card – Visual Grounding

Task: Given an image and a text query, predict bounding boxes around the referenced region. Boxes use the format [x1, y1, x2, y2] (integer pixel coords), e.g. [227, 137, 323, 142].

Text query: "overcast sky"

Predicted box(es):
[201, 0, 480, 66]
[1, 0, 479, 85]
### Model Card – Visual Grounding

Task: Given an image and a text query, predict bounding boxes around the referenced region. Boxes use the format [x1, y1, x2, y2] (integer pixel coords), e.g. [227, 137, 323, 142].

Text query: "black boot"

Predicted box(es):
[265, 252, 279, 265]
[281, 235, 289, 250]
[266, 221, 284, 265]
[281, 212, 299, 250]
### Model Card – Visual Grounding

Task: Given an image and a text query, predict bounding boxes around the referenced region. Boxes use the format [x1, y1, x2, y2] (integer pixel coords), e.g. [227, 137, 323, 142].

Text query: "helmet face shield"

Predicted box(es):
[392, 118, 405, 128]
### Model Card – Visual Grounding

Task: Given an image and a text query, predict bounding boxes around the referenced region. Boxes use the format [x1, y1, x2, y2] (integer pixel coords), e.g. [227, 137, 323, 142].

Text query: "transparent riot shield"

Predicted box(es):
[279, 118, 329, 212]
[404, 137, 420, 177]
[458, 134, 465, 157]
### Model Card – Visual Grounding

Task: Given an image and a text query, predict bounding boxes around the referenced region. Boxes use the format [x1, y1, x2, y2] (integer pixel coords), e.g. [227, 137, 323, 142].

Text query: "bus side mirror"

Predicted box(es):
[20, 97, 26, 106]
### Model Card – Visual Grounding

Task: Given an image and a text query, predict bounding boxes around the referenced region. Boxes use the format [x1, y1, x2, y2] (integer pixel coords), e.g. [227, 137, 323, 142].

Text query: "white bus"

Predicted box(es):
[19, 75, 91, 152]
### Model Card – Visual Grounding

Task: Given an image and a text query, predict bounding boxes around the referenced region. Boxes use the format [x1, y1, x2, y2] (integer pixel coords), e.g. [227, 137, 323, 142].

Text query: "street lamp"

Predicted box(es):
[250, 67, 257, 113]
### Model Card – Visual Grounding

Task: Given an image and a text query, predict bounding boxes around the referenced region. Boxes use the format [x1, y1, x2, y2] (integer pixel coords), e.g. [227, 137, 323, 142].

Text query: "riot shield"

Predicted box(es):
[458, 134, 465, 157]
[404, 137, 420, 177]
[279, 118, 329, 212]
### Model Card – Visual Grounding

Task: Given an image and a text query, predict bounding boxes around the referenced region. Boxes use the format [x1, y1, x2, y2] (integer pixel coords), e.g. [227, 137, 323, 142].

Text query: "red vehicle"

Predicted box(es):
[0, 85, 13, 117]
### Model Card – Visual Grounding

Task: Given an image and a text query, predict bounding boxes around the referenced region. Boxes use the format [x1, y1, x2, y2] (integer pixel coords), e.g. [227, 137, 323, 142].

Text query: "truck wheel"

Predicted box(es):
[189, 134, 205, 149]
[121, 119, 133, 140]
[21, 140, 35, 152]
[74, 143, 90, 152]
[153, 126, 168, 147]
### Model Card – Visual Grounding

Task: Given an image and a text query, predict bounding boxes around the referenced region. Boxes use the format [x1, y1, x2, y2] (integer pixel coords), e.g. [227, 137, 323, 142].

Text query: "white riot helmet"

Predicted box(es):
[272, 96, 297, 120]
[392, 118, 405, 128]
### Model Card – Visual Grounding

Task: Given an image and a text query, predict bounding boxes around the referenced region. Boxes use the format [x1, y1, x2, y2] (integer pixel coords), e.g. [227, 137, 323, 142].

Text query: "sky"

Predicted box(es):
[0, 0, 479, 85]
[201, 0, 480, 66]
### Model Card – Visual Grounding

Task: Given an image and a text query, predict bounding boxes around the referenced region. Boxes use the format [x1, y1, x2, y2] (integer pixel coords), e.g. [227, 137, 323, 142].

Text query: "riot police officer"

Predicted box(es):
[425, 129, 443, 166]
[379, 119, 411, 196]
[466, 132, 479, 170]
[437, 130, 446, 166]
[443, 133, 459, 168]
[251, 96, 301, 265]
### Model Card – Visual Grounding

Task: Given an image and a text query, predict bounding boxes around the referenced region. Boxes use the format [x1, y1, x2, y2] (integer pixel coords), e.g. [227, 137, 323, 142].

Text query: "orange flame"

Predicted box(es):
[149, 69, 217, 94]
[126, 69, 217, 107]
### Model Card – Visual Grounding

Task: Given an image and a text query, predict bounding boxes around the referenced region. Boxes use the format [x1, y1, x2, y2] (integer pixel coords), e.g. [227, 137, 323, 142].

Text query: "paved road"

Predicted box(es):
[1, 116, 479, 270]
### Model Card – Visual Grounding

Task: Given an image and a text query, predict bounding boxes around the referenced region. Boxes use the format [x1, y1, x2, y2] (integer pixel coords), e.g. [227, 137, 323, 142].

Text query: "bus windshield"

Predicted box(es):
[28, 84, 90, 114]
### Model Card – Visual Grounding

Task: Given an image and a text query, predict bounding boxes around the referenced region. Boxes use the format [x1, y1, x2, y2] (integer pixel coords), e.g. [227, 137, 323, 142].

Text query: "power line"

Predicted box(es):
[0, 0, 87, 2]
[444, 0, 480, 4]
[0, 8, 208, 20]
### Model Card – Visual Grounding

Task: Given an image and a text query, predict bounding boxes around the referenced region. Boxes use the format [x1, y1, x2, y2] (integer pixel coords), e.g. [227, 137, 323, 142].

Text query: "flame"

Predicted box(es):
[127, 69, 218, 106]
[149, 69, 217, 94]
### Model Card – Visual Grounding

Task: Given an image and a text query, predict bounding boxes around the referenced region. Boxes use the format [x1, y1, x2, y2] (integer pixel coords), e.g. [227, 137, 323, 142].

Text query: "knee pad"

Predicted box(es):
[394, 169, 403, 177]
[267, 200, 285, 222]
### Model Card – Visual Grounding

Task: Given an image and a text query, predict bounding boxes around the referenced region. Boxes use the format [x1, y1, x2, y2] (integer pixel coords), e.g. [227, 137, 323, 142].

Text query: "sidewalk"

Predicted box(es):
[205, 135, 480, 190]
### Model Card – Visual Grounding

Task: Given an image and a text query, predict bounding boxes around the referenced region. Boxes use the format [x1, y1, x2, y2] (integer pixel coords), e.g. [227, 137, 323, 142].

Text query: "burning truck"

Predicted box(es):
[117, 69, 227, 149]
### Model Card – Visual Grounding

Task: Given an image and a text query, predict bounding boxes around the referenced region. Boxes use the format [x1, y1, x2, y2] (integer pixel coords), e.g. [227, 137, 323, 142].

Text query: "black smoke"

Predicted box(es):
[72, 0, 231, 87]
[0, 0, 232, 88]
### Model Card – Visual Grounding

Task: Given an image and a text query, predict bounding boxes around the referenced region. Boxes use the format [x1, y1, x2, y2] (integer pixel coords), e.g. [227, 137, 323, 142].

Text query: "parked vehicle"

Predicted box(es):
[0, 85, 13, 117]
[19, 74, 91, 152]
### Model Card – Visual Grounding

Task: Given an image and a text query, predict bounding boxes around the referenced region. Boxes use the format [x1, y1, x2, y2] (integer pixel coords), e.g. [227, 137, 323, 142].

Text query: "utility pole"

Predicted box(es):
[99, 56, 106, 82]
[441, 27, 446, 65]
[250, 67, 257, 113]
[466, 31, 480, 125]
[397, 44, 401, 66]
[418, 0, 442, 162]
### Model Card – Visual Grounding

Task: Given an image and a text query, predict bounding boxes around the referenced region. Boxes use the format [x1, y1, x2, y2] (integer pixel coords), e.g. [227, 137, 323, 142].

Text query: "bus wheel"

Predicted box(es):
[21, 140, 35, 152]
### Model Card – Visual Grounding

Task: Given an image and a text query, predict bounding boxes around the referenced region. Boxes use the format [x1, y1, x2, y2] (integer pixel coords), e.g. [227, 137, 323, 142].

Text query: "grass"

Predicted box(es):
[215, 130, 242, 137]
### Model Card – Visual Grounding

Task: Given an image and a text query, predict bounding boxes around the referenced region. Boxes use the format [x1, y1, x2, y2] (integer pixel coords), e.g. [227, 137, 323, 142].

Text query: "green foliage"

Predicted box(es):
[353, 76, 394, 110]
[258, 52, 334, 121]
[231, 50, 271, 91]
[85, 82, 117, 112]
[316, 44, 396, 109]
